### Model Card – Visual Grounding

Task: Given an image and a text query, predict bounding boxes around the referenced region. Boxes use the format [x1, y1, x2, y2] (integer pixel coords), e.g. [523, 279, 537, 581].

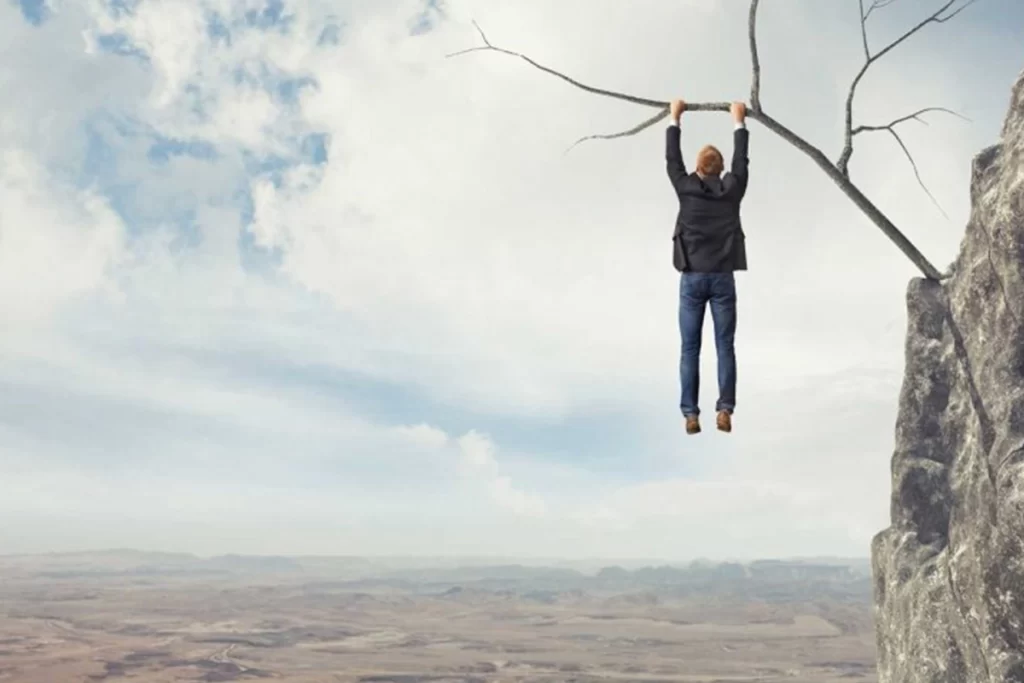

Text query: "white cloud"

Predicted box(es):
[0, 150, 125, 327]
[394, 422, 450, 449]
[457, 430, 548, 517]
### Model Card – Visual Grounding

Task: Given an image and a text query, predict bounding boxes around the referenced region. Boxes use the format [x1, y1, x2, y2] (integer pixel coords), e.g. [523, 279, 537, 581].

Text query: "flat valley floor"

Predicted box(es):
[0, 574, 876, 683]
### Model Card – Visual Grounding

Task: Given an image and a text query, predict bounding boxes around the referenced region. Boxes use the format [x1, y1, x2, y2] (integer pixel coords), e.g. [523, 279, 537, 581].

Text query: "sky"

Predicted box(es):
[0, 0, 1021, 561]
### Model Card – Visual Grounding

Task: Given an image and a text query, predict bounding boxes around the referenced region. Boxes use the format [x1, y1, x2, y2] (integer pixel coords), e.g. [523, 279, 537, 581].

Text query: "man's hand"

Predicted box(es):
[670, 99, 686, 121]
[730, 101, 747, 124]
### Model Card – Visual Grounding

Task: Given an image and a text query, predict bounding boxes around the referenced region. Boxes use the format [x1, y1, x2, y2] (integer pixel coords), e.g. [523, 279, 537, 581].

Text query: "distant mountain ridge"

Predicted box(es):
[0, 549, 870, 575]
[0, 549, 872, 603]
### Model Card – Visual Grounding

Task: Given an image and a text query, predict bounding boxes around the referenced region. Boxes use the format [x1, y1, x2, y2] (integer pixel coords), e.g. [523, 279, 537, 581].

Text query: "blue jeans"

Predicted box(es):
[678, 271, 737, 417]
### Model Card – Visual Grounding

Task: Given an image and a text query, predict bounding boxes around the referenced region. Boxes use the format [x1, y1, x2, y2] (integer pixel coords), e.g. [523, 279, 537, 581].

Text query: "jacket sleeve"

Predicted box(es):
[728, 127, 750, 200]
[666, 125, 688, 196]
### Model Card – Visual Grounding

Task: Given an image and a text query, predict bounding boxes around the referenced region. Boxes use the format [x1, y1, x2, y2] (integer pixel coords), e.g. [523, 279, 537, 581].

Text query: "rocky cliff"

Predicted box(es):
[873, 70, 1024, 682]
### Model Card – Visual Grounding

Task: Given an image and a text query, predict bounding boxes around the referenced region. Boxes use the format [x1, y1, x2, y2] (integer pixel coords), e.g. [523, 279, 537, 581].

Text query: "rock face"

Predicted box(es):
[872, 70, 1024, 682]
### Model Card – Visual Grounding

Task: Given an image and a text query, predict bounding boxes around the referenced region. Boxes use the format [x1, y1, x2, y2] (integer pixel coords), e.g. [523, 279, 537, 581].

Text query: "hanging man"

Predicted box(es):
[666, 99, 749, 435]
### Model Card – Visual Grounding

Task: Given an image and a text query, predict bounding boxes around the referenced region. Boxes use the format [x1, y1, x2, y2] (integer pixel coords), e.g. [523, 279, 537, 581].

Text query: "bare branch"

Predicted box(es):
[935, 0, 981, 23]
[748, 0, 762, 111]
[850, 107, 968, 216]
[870, 0, 978, 64]
[448, 25, 734, 153]
[472, 19, 491, 45]
[858, 0, 872, 60]
[837, 0, 980, 177]
[863, 0, 899, 24]
[446, 21, 665, 109]
[564, 108, 668, 154]
[447, 20, 748, 116]
[852, 106, 969, 134]
[884, 128, 949, 218]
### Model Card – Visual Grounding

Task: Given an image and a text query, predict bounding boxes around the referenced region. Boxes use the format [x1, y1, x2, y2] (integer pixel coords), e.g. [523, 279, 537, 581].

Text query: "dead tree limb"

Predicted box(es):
[851, 107, 969, 135]
[853, 107, 971, 217]
[447, 1, 979, 281]
[447, 22, 665, 108]
[748, 0, 763, 111]
[837, 0, 977, 176]
[564, 108, 668, 154]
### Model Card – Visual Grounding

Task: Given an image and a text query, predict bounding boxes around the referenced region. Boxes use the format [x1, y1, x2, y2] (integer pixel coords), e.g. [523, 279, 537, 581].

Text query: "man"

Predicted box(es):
[666, 99, 749, 435]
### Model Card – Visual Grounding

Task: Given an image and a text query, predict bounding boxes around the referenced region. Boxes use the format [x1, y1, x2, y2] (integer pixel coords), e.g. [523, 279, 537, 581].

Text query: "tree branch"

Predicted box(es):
[447, 11, 950, 281]
[446, 21, 665, 109]
[748, 0, 763, 111]
[852, 107, 970, 215]
[858, 0, 872, 60]
[837, 0, 980, 177]
[884, 128, 947, 218]
[862, 0, 899, 26]
[852, 106, 969, 135]
[564, 108, 668, 154]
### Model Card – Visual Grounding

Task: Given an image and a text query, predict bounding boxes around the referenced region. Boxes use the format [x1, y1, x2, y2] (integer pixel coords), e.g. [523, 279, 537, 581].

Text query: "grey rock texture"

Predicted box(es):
[873, 69, 1024, 683]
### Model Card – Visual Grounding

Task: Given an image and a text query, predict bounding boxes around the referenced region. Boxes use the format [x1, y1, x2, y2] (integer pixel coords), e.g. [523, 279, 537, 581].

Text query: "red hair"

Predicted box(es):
[696, 144, 724, 176]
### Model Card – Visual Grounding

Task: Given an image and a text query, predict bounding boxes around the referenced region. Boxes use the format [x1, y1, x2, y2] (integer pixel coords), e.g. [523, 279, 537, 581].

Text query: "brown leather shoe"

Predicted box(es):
[716, 410, 732, 433]
[685, 415, 701, 435]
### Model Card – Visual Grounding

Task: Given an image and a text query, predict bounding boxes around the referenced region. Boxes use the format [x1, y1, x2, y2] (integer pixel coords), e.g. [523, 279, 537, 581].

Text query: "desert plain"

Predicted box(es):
[0, 552, 877, 682]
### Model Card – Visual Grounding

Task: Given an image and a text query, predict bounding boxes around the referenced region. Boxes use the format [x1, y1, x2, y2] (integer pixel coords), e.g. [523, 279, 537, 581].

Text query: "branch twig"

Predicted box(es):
[837, 0, 980, 176]
[858, 0, 872, 60]
[852, 106, 969, 135]
[862, 0, 899, 24]
[888, 129, 948, 218]
[564, 108, 668, 154]
[854, 107, 970, 215]
[748, 0, 763, 111]
[446, 21, 665, 109]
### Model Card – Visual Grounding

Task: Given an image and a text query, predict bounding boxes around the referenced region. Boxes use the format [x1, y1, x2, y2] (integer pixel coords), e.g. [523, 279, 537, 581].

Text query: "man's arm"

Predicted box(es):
[666, 99, 688, 194]
[728, 101, 749, 199]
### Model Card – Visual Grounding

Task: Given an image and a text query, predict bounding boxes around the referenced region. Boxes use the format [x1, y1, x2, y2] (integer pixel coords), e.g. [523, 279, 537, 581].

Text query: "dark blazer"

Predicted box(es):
[666, 125, 749, 273]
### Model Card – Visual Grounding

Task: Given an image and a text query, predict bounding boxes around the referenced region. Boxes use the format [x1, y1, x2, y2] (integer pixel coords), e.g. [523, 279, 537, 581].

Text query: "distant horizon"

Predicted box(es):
[0, 547, 871, 565]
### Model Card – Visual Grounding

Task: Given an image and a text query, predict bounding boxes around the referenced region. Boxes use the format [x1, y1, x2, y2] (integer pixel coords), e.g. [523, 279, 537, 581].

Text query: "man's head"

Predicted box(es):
[696, 144, 724, 177]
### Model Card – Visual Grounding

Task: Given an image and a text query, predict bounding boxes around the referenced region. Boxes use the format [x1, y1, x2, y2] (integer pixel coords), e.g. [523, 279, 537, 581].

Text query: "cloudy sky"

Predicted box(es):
[1, 0, 1021, 561]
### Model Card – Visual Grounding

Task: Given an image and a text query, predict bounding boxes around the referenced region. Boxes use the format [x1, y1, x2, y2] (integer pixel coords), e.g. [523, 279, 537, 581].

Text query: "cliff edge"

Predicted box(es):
[873, 70, 1024, 683]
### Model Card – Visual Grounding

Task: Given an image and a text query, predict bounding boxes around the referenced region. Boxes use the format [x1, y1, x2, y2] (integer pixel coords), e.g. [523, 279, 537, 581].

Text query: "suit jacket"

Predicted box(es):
[666, 125, 749, 273]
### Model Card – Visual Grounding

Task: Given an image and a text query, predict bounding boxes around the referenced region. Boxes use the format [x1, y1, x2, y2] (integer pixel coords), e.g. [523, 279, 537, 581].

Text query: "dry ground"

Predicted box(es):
[0, 574, 876, 682]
